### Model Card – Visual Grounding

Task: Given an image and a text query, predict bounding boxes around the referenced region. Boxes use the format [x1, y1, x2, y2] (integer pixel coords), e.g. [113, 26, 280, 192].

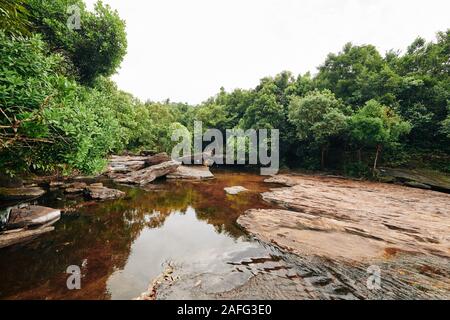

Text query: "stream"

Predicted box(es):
[0, 169, 448, 300]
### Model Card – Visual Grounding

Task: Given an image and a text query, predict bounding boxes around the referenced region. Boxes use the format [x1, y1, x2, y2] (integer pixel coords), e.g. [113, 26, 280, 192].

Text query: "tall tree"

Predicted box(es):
[348, 100, 411, 171]
[288, 90, 349, 169]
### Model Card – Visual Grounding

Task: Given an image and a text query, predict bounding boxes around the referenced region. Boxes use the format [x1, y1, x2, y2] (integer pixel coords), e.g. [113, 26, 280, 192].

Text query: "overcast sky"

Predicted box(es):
[84, 0, 450, 104]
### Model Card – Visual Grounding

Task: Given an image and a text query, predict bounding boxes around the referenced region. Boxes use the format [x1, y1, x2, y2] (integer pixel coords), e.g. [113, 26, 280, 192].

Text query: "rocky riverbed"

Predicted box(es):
[155, 173, 450, 300]
[1, 169, 449, 300]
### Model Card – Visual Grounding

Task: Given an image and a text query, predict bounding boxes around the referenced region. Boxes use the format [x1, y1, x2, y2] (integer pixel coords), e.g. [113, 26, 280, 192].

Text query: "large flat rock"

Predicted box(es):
[238, 174, 450, 262]
[167, 166, 214, 180]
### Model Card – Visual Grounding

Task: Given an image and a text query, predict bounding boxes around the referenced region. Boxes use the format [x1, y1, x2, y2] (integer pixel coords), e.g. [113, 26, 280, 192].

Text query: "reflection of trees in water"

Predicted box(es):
[0, 172, 274, 299]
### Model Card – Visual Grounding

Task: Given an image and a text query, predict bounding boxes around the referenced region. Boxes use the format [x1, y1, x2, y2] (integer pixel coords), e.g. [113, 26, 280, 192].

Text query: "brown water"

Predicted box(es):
[1, 169, 448, 300]
[0, 170, 284, 299]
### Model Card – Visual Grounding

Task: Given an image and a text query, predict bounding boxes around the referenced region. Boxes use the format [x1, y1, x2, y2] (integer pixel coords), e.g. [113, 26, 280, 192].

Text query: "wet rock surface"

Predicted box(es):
[223, 173, 450, 299]
[167, 165, 214, 180]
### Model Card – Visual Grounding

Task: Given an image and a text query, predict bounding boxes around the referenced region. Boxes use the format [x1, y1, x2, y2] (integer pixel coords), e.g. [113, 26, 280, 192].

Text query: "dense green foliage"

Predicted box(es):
[1, 0, 449, 177]
[27, 0, 127, 84]
[0, 0, 31, 36]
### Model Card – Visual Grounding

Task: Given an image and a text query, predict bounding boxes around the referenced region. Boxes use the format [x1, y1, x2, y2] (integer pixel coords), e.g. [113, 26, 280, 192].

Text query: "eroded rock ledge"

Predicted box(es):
[238, 174, 450, 263]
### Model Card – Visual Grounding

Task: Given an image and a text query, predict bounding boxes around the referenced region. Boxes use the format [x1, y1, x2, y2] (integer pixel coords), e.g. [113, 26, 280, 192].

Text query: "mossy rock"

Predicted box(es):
[379, 168, 450, 192]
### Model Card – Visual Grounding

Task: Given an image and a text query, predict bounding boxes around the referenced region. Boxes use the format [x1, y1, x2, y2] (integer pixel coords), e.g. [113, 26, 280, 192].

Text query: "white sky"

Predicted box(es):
[84, 0, 450, 104]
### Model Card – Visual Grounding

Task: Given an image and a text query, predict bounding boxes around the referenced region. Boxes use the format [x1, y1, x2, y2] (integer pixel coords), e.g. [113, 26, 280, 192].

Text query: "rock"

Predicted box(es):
[63, 182, 87, 194]
[224, 186, 249, 195]
[115, 160, 181, 185]
[84, 184, 125, 200]
[49, 181, 65, 188]
[7, 205, 61, 230]
[0, 186, 46, 201]
[61, 201, 98, 215]
[140, 150, 157, 156]
[174, 151, 213, 166]
[0, 226, 55, 249]
[108, 158, 147, 174]
[144, 153, 171, 166]
[239, 174, 450, 263]
[135, 263, 176, 300]
[107, 153, 172, 178]
[167, 165, 214, 180]
[405, 181, 432, 190]
[379, 168, 450, 193]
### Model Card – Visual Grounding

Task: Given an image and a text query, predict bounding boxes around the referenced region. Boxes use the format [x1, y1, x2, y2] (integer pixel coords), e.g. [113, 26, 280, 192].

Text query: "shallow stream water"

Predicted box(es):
[1, 169, 448, 300]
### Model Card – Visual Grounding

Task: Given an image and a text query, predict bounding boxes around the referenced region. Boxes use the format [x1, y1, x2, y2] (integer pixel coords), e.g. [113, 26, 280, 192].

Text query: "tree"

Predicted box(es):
[27, 0, 127, 84]
[348, 100, 411, 171]
[316, 43, 387, 107]
[288, 90, 349, 169]
[0, 0, 31, 36]
[442, 108, 450, 139]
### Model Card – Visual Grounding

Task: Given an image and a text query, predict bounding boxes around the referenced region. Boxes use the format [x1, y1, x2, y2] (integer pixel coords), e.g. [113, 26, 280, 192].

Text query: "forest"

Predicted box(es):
[1, 0, 450, 178]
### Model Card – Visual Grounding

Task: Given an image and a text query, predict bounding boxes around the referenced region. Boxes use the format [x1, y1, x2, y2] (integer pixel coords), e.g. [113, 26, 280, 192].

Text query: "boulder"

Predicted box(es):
[167, 165, 214, 180]
[0, 186, 46, 201]
[84, 183, 125, 200]
[107, 153, 172, 178]
[144, 153, 171, 166]
[7, 205, 61, 230]
[115, 160, 181, 185]
[63, 182, 87, 194]
[0, 226, 55, 249]
[224, 186, 249, 195]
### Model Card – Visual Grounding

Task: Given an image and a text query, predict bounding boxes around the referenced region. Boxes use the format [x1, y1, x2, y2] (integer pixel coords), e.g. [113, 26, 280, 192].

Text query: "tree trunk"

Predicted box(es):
[357, 149, 362, 163]
[373, 144, 382, 171]
[321, 146, 326, 170]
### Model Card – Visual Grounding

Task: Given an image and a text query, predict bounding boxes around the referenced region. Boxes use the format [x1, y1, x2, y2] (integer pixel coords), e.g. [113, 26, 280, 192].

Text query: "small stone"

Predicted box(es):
[224, 186, 249, 195]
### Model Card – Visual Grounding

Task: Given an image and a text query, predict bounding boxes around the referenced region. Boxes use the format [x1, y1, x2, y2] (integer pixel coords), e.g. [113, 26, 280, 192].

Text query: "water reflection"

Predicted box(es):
[0, 170, 277, 300]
